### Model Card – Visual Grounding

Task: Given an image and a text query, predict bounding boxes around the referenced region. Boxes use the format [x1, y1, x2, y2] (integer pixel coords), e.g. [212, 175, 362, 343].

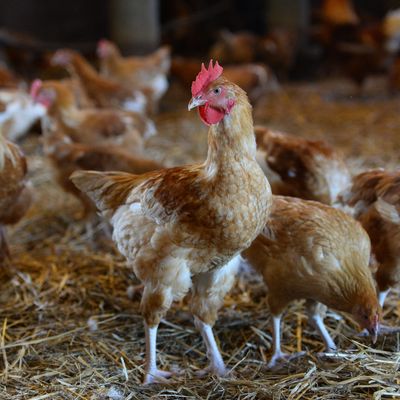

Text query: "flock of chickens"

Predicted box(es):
[0, 22, 400, 387]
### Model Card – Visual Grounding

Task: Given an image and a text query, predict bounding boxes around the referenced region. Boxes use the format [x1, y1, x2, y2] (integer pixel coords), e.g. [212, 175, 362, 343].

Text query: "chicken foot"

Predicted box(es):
[143, 323, 182, 384]
[267, 314, 305, 369]
[306, 301, 337, 352]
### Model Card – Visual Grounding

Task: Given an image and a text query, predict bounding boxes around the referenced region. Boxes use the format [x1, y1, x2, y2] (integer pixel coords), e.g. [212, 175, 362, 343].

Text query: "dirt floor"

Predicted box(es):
[1, 78, 399, 399]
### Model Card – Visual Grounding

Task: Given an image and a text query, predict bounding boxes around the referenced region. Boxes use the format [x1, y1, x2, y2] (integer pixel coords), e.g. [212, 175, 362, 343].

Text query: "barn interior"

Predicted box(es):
[0, 1, 400, 399]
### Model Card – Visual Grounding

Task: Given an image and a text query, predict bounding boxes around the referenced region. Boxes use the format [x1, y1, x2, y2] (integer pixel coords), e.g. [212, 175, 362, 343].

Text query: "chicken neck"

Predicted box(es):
[204, 99, 257, 179]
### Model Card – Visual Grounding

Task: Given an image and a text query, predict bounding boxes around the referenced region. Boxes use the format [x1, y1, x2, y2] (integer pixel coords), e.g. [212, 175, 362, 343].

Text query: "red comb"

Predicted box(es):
[30, 79, 42, 99]
[191, 60, 223, 97]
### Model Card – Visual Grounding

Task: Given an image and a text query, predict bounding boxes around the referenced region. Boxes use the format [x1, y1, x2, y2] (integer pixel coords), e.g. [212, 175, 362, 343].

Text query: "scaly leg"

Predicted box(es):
[138, 258, 192, 384]
[268, 314, 285, 368]
[143, 323, 176, 384]
[190, 256, 240, 376]
[194, 317, 227, 377]
[267, 314, 305, 368]
[306, 301, 337, 352]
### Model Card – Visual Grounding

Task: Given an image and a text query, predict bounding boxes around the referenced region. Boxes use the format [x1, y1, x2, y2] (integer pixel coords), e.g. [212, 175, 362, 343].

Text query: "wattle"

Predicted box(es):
[199, 104, 225, 126]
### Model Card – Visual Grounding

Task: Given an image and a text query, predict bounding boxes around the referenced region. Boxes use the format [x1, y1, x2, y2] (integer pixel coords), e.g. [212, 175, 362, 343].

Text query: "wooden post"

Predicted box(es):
[109, 0, 160, 54]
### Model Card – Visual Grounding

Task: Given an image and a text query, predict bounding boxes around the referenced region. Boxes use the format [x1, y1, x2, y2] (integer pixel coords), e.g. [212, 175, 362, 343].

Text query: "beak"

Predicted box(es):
[188, 96, 206, 111]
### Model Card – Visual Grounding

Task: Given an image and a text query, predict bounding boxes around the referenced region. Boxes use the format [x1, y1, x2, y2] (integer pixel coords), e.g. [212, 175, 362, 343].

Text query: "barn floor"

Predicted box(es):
[1, 78, 400, 399]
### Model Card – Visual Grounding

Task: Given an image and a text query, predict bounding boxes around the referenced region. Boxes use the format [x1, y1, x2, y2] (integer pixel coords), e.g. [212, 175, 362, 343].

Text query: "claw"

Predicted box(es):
[267, 351, 306, 369]
[143, 368, 183, 385]
[195, 363, 228, 377]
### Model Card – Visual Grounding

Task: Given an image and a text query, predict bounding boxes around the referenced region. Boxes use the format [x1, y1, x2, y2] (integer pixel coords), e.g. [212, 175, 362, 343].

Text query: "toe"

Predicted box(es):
[143, 369, 179, 385]
[195, 364, 228, 377]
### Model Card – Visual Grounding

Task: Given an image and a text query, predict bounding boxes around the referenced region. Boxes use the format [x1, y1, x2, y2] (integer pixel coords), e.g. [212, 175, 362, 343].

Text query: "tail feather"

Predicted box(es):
[70, 170, 145, 216]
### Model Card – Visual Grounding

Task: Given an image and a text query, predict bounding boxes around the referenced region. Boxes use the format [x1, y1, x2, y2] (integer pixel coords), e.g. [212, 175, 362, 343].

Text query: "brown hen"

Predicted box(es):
[51, 49, 147, 114]
[0, 133, 32, 262]
[31, 79, 153, 153]
[255, 126, 350, 204]
[71, 61, 272, 383]
[97, 40, 170, 114]
[337, 169, 400, 309]
[242, 195, 380, 367]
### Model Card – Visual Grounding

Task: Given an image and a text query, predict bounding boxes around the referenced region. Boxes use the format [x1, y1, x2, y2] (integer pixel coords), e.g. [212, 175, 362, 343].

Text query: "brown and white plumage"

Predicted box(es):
[71, 68, 272, 383]
[337, 169, 400, 308]
[32, 80, 152, 153]
[51, 49, 147, 114]
[0, 88, 46, 141]
[255, 126, 350, 204]
[97, 40, 171, 114]
[0, 133, 32, 262]
[242, 195, 380, 367]
[42, 121, 162, 219]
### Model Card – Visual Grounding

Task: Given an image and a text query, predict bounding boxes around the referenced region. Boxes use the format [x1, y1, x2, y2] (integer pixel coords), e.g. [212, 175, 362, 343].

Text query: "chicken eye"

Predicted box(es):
[213, 87, 221, 95]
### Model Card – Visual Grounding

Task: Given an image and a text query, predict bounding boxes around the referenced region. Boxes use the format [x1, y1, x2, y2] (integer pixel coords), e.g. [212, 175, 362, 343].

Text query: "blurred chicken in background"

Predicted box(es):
[255, 126, 350, 204]
[336, 170, 400, 322]
[97, 40, 171, 114]
[0, 87, 46, 142]
[41, 123, 162, 219]
[51, 49, 148, 114]
[209, 29, 298, 79]
[314, 0, 387, 92]
[171, 56, 278, 103]
[0, 130, 32, 262]
[31, 79, 152, 153]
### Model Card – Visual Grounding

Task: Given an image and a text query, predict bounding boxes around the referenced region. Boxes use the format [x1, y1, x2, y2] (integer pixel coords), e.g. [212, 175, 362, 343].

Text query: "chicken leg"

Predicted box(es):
[194, 317, 227, 376]
[140, 261, 191, 385]
[306, 300, 337, 352]
[143, 323, 176, 384]
[190, 256, 241, 376]
[267, 314, 306, 368]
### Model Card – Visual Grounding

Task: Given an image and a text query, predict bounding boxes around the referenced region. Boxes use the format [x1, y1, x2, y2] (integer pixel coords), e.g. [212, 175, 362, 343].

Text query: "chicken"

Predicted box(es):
[336, 169, 400, 309]
[0, 131, 32, 262]
[0, 88, 46, 141]
[50, 49, 147, 114]
[171, 57, 278, 103]
[30, 79, 151, 153]
[242, 195, 380, 367]
[70, 61, 272, 383]
[61, 78, 95, 108]
[254, 126, 350, 204]
[209, 29, 298, 78]
[97, 40, 171, 113]
[209, 30, 259, 65]
[42, 124, 162, 218]
[316, 0, 386, 91]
